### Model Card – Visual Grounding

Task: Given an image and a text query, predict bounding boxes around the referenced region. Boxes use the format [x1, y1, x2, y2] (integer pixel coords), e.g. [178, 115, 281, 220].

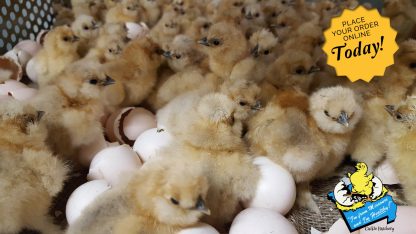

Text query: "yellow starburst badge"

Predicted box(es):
[323, 6, 398, 82]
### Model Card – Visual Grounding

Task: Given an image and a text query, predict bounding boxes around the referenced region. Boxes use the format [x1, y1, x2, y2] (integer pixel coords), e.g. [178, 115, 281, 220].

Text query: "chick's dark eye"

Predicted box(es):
[239, 101, 247, 106]
[272, 12, 277, 17]
[89, 79, 98, 85]
[264, 50, 270, 55]
[84, 26, 89, 30]
[396, 113, 403, 120]
[280, 22, 286, 27]
[63, 36, 70, 41]
[255, 13, 260, 17]
[324, 110, 330, 116]
[409, 63, 416, 69]
[109, 49, 113, 53]
[170, 198, 179, 205]
[282, 0, 286, 4]
[212, 39, 221, 46]
[295, 67, 306, 74]
[175, 54, 182, 59]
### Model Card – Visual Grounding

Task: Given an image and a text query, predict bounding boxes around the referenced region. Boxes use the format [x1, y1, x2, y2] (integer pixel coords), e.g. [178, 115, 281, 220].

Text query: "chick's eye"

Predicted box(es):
[89, 79, 98, 85]
[239, 101, 247, 106]
[255, 13, 260, 17]
[264, 50, 270, 55]
[280, 22, 286, 27]
[63, 36, 70, 42]
[170, 198, 179, 205]
[396, 113, 403, 120]
[272, 12, 277, 17]
[109, 49, 113, 53]
[409, 63, 416, 69]
[324, 110, 330, 116]
[175, 54, 182, 59]
[212, 39, 221, 46]
[295, 67, 306, 74]
[84, 26, 89, 30]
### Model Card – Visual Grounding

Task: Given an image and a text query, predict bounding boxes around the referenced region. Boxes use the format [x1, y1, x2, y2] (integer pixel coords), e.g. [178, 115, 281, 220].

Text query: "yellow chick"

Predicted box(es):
[105, 0, 141, 24]
[348, 162, 374, 197]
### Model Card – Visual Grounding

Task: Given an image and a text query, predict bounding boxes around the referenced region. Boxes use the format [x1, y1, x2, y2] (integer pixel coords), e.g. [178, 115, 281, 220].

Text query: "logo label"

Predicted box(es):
[328, 162, 397, 232]
[323, 6, 398, 82]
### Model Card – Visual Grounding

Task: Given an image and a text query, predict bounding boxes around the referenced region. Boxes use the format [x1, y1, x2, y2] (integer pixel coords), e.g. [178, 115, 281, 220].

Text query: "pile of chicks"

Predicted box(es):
[1, 0, 416, 233]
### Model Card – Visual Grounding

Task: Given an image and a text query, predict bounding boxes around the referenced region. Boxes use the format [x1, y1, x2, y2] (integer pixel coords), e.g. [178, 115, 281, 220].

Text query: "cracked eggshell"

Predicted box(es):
[87, 144, 142, 186]
[4, 49, 32, 72]
[0, 80, 27, 95]
[178, 223, 220, 234]
[133, 127, 173, 163]
[0, 56, 22, 81]
[36, 30, 49, 45]
[66, 180, 111, 226]
[105, 107, 157, 146]
[246, 157, 296, 215]
[14, 40, 42, 57]
[230, 208, 298, 234]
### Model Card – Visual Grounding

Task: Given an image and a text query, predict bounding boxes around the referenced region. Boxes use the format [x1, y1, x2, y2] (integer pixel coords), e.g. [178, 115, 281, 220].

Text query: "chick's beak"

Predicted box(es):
[384, 105, 396, 116]
[194, 197, 210, 215]
[103, 75, 116, 86]
[72, 36, 80, 42]
[308, 66, 321, 74]
[36, 111, 45, 121]
[251, 100, 262, 111]
[198, 37, 210, 46]
[337, 111, 349, 127]
[162, 50, 172, 58]
[251, 44, 260, 58]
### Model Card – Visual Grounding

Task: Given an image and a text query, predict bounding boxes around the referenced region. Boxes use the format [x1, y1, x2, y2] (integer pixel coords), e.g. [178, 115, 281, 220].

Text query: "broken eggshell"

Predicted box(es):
[14, 40, 42, 57]
[36, 29, 49, 45]
[105, 107, 157, 146]
[133, 127, 173, 162]
[0, 56, 22, 81]
[87, 144, 142, 186]
[66, 180, 111, 226]
[4, 49, 32, 72]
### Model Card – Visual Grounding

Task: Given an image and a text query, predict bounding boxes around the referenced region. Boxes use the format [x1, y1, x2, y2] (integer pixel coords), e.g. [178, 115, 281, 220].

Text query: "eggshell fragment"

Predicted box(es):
[0, 56, 22, 81]
[374, 160, 400, 185]
[230, 208, 298, 234]
[246, 157, 296, 215]
[126, 22, 149, 39]
[36, 30, 49, 45]
[66, 180, 111, 226]
[87, 144, 142, 186]
[133, 127, 173, 162]
[0, 80, 28, 95]
[14, 40, 42, 57]
[106, 107, 157, 146]
[178, 223, 220, 234]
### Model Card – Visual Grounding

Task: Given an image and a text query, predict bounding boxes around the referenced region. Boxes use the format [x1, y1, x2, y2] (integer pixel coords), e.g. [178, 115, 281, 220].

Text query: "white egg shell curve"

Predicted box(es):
[229, 208, 298, 234]
[246, 156, 296, 215]
[133, 127, 174, 162]
[177, 223, 220, 234]
[66, 180, 111, 226]
[87, 144, 142, 186]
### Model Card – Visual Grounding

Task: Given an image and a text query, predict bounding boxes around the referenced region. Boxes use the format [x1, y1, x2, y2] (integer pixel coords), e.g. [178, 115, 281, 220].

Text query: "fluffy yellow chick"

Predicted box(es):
[270, 8, 303, 43]
[185, 16, 212, 41]
[31, 26, 80, 87]
[266, 49, 320, 93]
[213, 0, 244, 23]
[150, 35, 215, 110]
[140, 0, 162, 27]
[247, 86, 362, 212]
[198, 22, 249, 79]
[149, 11, 183, 48]
[0, 100, 68, 234]
[229, 28, 278, 83]
[104, 37, 162, 107]
[71, 0, 104, 20]
[240, 2, 266, 37]
[71, 14, 100, 57]
[348, 162, 374, 198]
[32, 60, 115, 166]
[105, 0, 141, 23]
[67, 156, 210, 234]
[385, 96, 416, 205]
[157, 93, 260, 232]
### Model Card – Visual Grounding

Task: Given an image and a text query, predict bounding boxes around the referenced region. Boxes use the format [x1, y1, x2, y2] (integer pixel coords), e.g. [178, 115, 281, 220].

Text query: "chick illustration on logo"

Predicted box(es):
[328, 162, 397, 232]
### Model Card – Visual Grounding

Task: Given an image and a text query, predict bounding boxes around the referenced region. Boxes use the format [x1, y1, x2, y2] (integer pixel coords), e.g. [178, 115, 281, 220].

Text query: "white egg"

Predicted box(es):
[8, 88, 38, 101]
[178, 223, 220, 234]
[374, 160, 400, 185]
[66, 180, 111, 226]
[87, 144, 142, 186]
[106, 107, 157, 146]
[133, 127, 173, 162]
[229, 208, 298, 234]
[246, 157, 296, 215]
[126, 22, 149, 39]
[0, 80, 27, 95]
